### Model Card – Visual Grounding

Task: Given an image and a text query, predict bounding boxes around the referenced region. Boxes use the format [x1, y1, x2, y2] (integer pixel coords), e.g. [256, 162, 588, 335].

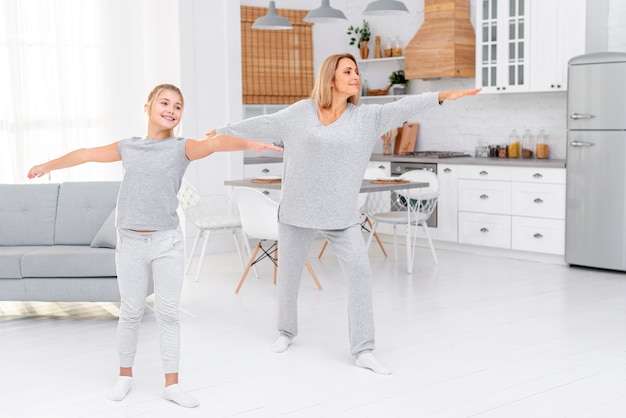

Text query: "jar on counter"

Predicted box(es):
[522, 129, 534, 158]
[536, 129, 549, 159]
[498, 144, 508, 158]
[508, 129, 520, 158]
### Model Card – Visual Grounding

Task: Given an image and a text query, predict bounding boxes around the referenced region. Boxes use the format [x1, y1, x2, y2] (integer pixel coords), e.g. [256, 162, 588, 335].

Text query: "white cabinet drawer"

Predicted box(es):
[458, 179, 511, 214]
[512, 217, 565, 254]
[459, 212, 511, 248]
[511, 167, 565, 184]
[458, 165, 511, 181]
[244, 163, 282, 178]
[511, 183, 566, 219]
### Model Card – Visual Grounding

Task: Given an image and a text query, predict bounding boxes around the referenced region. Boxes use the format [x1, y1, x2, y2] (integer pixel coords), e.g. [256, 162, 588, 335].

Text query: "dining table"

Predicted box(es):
[224, 178, 429, 274]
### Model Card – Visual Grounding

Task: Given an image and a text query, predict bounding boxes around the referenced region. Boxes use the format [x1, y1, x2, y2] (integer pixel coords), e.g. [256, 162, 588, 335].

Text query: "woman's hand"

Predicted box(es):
[438, 88, 482, 103]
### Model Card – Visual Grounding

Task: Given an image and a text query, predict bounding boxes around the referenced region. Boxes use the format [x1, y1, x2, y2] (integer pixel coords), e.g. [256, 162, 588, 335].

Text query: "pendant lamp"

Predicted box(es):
[304, 0, 347, 23]
[252, 1, 293, 30]
[364, 0, 410, 15]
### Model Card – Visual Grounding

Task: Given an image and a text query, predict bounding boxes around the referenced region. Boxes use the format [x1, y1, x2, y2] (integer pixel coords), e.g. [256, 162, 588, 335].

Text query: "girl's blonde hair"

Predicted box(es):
[310, 53, 360, 109]
[145, 84, 184, 136]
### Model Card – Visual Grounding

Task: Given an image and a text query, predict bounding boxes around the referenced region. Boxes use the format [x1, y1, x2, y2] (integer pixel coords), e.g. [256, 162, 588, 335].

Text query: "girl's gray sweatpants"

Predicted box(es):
[277, 222, 375, 357]
[115, 226, 185, 374]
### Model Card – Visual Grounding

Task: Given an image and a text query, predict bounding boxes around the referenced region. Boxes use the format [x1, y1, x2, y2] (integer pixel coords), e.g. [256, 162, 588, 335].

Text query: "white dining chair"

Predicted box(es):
[177, 180, 256, 282]
[318, 166, 388, 259]
[232, 187, 322, 294]
[364, 169, 440, 270]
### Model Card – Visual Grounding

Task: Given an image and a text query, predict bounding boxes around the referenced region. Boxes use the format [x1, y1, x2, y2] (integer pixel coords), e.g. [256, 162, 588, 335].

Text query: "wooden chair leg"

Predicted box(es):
[235, 242, 262, 294]
[305, 261, 322, 290]
[318, 239, 329, 258]
[366, 217, 388, 257]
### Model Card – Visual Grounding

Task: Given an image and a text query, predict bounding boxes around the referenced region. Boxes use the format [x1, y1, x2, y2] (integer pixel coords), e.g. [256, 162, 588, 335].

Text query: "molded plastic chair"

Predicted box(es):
[232, 187, 322, 294]
[364, 169, 440, 268]
[318, 166, 388, 258]
[177, 180, 255, 282]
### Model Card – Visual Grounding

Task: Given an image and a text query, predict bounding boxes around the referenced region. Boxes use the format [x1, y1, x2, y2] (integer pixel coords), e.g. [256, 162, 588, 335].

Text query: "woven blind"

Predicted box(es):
[241, 6, 314, 104]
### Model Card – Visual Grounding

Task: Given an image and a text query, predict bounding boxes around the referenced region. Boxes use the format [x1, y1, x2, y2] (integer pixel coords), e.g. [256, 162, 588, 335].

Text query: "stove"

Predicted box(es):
[400, 151, 471, 158]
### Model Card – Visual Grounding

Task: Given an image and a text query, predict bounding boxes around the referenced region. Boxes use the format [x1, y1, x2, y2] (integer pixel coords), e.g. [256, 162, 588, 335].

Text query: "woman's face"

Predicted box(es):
[148, 89, 183, 131]
[331, 57, 360, 97]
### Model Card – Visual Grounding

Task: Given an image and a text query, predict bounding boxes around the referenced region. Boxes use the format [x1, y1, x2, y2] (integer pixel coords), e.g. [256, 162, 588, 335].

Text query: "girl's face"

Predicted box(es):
[148, 89, 183, 132]
[331, 57, 360, 97]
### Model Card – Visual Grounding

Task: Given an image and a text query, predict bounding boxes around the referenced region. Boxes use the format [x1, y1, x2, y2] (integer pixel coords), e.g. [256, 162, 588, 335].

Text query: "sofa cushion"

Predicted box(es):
[90, 209, 117, 249]
[0, 183, 59, 246]
[55, 182, 120, 245]
[21, 246, 117, 278]
[0, 246, 44, 279]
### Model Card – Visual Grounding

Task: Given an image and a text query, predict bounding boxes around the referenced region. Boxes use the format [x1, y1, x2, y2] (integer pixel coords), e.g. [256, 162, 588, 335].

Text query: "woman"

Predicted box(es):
[28, 84, 283, 407]
[214, 54, 480, 374]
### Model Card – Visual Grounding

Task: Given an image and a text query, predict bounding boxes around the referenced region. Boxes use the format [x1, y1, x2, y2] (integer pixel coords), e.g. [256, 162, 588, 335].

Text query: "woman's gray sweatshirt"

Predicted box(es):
[217, 92, 440, 230]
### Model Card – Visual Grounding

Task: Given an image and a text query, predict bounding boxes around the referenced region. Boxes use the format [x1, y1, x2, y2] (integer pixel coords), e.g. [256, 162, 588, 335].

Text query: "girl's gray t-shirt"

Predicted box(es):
[217, 93, 439, 230]
[116, 136, 190, 230]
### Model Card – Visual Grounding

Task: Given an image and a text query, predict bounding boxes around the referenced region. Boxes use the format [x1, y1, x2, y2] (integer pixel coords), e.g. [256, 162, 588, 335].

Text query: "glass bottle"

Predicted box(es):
[536, 129, 549, 159]
[522, 129, 535, 158]
[508, 129, 520, 158]
[392, 36, 403, 57]
[383, 37, 393, 57]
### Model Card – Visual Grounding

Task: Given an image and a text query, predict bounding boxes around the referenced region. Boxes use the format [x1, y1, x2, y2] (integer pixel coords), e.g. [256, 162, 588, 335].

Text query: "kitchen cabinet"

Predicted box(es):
[529, 0, 586, 92]
[457, 164, 565, 254]
[358, 57, 405, 102]
[436, 164, 458, 242]
[476, 0, 586, 94]
[244, 162, 282, 202]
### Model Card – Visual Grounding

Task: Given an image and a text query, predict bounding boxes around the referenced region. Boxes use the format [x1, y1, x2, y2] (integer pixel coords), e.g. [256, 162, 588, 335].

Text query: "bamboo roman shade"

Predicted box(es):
[241, 6, 314, 104]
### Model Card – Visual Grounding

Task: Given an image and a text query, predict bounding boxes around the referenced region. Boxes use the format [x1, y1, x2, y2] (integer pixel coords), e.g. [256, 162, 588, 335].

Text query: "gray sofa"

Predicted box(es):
[0, 181, 152, 302]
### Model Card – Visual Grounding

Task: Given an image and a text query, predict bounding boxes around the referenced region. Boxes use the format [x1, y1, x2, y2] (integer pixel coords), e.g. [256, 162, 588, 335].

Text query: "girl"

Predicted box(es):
[211, 54, 480, 375]
[28, 84, 283, 407]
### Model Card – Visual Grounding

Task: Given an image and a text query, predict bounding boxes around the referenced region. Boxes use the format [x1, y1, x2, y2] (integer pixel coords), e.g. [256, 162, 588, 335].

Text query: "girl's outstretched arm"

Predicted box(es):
[186, 134, 283, 161]
[27, 142, 121, 179]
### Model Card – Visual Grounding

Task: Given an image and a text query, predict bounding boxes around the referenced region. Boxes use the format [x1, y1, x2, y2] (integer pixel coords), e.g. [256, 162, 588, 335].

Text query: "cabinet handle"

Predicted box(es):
[378, 165, 386, 170]
[479, 170, 488, 176]
[443, 168, 452, 173]
[569, 113, 595, 120]
[533, 233, 543, 239]
[480, 194, 489, 200]
[533, 198, 544, 204]
[480, 227, 489, 233]
[532, 173, 543, 178]
[261, 168, 270, 173]
[262, 190, 270, 195]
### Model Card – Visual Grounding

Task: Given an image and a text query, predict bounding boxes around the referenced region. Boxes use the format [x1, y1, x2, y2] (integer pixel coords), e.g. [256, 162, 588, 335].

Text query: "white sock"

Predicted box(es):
[164, 384, 200, 408]
[355, 352, 392, 375]
[270, 334, 292, 353]
[106, 376, 132, 401]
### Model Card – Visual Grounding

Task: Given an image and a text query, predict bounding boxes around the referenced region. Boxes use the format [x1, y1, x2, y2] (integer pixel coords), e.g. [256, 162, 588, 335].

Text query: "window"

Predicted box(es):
[240, 6, 314, 105]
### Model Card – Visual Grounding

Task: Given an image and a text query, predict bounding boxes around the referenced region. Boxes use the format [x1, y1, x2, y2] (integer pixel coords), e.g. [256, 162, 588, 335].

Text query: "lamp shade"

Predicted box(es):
[364, 0, 409, 15]
[304, 0, 347, 23]
[252, 1, 293, 30]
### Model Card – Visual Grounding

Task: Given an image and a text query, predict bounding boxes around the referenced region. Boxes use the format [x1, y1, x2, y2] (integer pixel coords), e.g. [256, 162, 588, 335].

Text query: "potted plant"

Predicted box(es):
[388, 69, 408, 95]
[347, 20, 371, 60]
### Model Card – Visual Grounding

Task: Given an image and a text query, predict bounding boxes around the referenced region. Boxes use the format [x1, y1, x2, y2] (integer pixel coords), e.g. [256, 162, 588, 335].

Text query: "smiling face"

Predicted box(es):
[331, 57, 360, 99]
[145, 86, 184, 139]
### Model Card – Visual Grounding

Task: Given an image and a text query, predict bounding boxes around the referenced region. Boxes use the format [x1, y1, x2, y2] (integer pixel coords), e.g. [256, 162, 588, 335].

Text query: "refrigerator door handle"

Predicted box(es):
[569, 113, 595, 120]
[569, 140, 595, 147]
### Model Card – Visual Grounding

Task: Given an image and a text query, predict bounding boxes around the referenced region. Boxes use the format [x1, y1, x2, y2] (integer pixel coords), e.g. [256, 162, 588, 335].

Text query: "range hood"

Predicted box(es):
[404, 0, 475, 79]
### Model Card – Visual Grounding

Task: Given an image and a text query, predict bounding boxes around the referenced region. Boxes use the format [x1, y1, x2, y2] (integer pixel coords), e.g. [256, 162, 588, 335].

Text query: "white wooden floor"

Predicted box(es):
[2, 237, 626, 418]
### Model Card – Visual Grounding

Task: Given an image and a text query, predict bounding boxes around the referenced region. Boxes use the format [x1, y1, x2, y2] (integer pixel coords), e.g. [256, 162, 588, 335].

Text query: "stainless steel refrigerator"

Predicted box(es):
[565, 51, 626, 271]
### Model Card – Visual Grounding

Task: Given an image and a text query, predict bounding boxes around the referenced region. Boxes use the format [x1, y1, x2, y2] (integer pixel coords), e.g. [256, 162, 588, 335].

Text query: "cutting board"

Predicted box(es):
[394, 122, 419, 154]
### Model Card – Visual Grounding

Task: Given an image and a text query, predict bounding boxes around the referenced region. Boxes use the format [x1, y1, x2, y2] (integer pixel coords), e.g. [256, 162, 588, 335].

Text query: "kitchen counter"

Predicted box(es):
[244, 156, 284, 165]
[370, 153, 566, 168]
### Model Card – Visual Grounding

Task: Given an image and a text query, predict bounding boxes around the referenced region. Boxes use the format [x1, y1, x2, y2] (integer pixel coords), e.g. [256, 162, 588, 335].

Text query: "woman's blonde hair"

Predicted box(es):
[145, 84, 184, 136]
[310, 53, 360, 109]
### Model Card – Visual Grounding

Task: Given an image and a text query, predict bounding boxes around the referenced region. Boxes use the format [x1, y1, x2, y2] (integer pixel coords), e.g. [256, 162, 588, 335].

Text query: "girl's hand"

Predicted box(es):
[205, 129, 216, 138]
[438, 88, 482, 102]
[27, 164, 49, 179]
[249, 141, 284, 153]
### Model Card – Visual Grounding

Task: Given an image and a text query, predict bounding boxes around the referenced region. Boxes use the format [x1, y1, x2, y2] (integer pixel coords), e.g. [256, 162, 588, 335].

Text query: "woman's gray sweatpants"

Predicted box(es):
[277, 222, 375, 357]
[115, 226, 185, 374]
